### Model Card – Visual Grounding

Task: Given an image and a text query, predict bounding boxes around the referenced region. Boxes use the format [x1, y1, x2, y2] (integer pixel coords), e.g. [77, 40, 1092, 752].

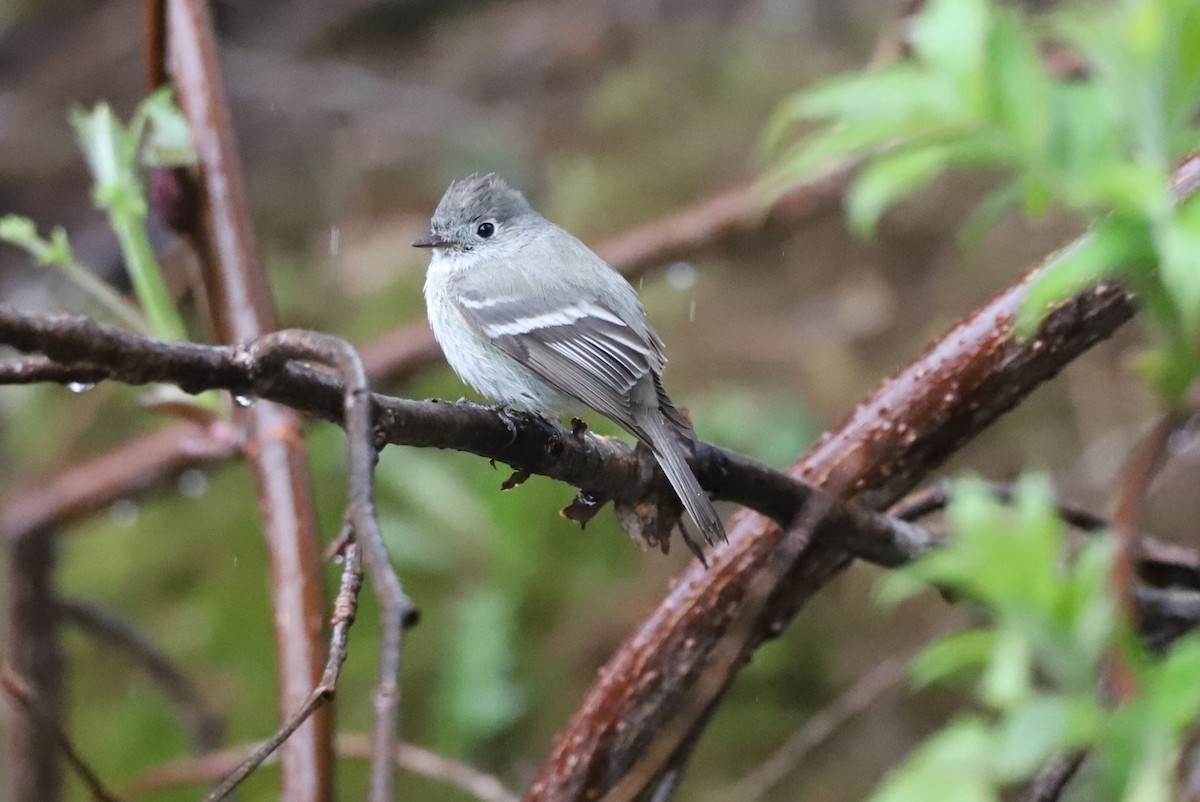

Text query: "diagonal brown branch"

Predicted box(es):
[522, 152, 1200, 800]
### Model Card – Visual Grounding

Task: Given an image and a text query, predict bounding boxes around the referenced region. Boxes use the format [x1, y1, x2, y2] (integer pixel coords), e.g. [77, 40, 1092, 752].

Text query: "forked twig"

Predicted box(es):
[202, 329, 414, 801]
[203, 538, 362, 802]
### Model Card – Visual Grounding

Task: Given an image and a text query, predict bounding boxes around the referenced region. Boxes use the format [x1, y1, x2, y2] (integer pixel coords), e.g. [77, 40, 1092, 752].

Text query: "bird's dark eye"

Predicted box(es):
[476, 221, 495, 238]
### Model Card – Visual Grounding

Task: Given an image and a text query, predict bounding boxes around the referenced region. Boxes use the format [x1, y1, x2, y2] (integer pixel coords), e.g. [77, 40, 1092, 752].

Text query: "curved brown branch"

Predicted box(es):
[528, 261, 1136, 798]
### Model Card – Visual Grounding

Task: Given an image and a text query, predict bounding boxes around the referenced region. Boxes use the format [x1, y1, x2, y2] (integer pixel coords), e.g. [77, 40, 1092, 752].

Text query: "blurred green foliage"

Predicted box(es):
[71, 90, 194, 342]
[874, 478, 1200, 802]
[767, 0, 1200, 404]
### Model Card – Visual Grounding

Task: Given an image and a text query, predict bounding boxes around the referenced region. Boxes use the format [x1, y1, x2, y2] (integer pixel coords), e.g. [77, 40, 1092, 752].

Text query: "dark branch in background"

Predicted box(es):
[889, 478, 1200, 591]
[0, 670, 123, 802]
[0, 421, 239, 543]
[2, 531, 65, 801]
[524, 150, 1200, 802]
[121, 733, 521, 802]
[56, 599, 224, 752]
[162, 0, 334, 799]
[1021, 752, 1086, 802]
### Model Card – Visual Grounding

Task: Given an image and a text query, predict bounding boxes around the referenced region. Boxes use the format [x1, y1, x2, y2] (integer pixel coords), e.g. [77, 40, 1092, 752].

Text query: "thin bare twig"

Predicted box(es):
[0, 669, 124, 802]
[121, 731, 520, 802]
[56, 599, 224, 752]
[203, 539, 362, 802]
[720, 655, 909, 802]
[1021, 752, 1086, 802]
[244, 329, 415, 801]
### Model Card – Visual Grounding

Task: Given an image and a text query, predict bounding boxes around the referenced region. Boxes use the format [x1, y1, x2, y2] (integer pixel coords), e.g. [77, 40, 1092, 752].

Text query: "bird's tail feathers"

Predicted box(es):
[643, 413, 727, 560]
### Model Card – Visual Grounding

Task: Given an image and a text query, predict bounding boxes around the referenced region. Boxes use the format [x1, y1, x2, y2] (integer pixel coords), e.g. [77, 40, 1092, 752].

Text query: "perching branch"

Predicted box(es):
[0, 305, 937, 568]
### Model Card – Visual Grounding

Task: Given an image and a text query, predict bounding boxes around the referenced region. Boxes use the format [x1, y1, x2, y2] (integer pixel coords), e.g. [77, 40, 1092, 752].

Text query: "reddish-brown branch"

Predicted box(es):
[164, 0, 332, 798]
[143, 0, 167, 91]
[1, 421, 239, 542]
[1107, 414, 1180, 700]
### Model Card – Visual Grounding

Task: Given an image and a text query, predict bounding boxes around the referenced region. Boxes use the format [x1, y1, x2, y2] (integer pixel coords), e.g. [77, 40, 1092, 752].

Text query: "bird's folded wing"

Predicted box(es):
[455, 290, 660, 439]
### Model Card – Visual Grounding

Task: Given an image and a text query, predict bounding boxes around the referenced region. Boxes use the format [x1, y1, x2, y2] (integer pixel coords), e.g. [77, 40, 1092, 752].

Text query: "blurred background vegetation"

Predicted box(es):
[0, 1, 1190, 800]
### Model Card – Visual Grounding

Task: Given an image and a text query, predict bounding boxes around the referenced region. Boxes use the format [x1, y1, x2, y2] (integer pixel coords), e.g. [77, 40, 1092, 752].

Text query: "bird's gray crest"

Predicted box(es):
[431, 173, 534, 232]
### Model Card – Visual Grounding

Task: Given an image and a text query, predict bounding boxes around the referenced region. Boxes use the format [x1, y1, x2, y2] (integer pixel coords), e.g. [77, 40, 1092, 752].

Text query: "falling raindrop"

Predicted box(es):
[109, 499, 139, 527]
[688, 299, 697, 322]
[331, 553, 345, 565]
[233, 394, 254, 408]
[329, 226, 341, 256]
[666, 262, 697, 290]
[177, 469, 209, 498]
[67, 381, 95, 394]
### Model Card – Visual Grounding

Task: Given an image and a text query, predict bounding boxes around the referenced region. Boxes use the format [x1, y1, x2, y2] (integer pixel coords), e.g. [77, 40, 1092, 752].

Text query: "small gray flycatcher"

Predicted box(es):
[415, 173, 726, 560]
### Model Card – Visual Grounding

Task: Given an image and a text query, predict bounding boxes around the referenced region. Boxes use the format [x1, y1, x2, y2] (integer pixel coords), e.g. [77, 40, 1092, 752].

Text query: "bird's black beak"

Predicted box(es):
[413, 231, 450, 248]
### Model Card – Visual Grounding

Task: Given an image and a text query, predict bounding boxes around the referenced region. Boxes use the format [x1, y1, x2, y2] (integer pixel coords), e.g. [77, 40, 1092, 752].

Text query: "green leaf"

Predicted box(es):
[992, 696, 1072, 779]
[138, 87, 196, 168]
[1145, 635, 1200, 729]
[1136, 334, 1200, 403]
[71, 103, 144, 217]
[869, 717, 998, 802]
[986, 11, 1048, 161]
[1017, 218, 1154, 337]
[434, 585, 525, 753]
[912, 0, 989, 98]
[847, 145, 953, 238]
[0, 215, 74, 268]
[980, 626, 1031, 708]
[909, 629, 995, 687]
[1159, 199, 1200, 332]
[958, 180, 1025, 246]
